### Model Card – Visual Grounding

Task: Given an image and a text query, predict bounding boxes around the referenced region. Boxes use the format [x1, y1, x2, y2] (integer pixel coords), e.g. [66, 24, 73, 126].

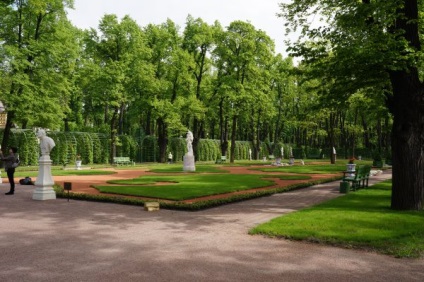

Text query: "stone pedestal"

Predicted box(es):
[33, 155, 56, 200]
[76, 160, 82, 170]
[183, 154, 195, 172]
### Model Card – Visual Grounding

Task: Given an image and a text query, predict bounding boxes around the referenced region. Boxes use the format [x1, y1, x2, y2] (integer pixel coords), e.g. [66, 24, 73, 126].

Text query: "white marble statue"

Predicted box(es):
[183, 130, 195, 171]
[33, 128, 56, 200]
[281, 147, 284, 158]
[186, 131, 194, 156]
[249, 148, 252, 160]
[37, 129, 55, 155]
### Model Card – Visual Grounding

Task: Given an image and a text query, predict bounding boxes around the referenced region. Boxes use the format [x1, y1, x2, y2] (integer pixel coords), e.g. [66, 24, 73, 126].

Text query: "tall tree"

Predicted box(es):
[0, 0, 77, 149]
[144, 20, 189, 162]
[182, 16, 220, 156]
[84, 14, 147, 161]
[280, 0, 424, 210]
[213, 21, 276, 162]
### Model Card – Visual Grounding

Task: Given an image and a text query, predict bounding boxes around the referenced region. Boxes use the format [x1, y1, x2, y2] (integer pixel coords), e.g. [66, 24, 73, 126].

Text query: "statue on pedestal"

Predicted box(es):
[33, 128, 56, 200]
[183, 130, 195, 172]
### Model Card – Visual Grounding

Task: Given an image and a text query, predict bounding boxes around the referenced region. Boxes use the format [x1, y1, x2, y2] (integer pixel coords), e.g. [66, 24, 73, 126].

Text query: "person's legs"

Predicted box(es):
[6, 168, 15, 194]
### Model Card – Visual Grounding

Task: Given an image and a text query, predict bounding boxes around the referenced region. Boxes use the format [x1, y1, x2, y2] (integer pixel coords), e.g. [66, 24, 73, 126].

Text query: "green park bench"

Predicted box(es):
[342, 165, 372, 191]
[113, 157, 133, 166]
[215, 156, 227, 164]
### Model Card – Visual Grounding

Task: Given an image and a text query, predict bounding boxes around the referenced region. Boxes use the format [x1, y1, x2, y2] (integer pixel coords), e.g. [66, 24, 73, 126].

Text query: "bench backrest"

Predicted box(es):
[114, 157, 130, 161]
[356, 165, 371, 177]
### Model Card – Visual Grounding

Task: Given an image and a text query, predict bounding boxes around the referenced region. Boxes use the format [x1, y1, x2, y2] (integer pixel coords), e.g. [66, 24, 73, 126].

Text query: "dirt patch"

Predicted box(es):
[51, 165, 339, 204]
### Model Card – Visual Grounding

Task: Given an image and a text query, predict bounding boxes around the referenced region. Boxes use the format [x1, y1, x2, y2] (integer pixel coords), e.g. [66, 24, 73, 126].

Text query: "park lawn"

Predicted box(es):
[250, 180, 424, 258]
[14, 169, 116, 178]
[95, 174, 275, 201]
[148, 164, 228, 173]
[251, 164, 348, 174]
[265, 175, 312, 180]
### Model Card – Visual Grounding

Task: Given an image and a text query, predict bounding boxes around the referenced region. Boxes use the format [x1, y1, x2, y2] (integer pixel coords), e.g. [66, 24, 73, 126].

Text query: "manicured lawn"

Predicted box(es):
[95, 174, 275, 201]
[250, 181, 424, 258]
[252, 164, 348, 174]
[266, 175, 312, 180]
[14, 169, 116, 178]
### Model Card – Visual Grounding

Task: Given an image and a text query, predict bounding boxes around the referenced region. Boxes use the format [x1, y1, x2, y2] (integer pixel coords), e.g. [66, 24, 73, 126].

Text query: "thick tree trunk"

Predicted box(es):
[218, 98, 228, 156]
[157, 118, 168, 163]
[1, 111, 15, 154]
[230, 115, 237, 163]
[109, 108, 118, 163]
[388, 0, 424, 210]
[389, 70, 424, 210]
[192, 118, 202, 161]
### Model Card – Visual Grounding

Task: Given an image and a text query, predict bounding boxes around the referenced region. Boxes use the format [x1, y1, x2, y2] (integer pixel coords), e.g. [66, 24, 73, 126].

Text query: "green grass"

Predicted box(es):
[94, 174, 275, 201]
[251, 164, 348, 174]
[250, 180, 424, 258]
[148, 164, 228, 173]
[14, 169, 116, 178]
[265, 175, 312, 180]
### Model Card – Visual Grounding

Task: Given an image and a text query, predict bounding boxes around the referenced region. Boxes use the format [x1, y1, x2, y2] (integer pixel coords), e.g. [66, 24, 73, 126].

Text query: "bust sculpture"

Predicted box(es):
[37, 129, 55, 155]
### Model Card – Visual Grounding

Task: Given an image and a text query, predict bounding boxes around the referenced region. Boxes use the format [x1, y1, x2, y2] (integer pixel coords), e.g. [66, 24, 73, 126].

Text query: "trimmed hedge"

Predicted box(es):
[5, 129, 370, 164]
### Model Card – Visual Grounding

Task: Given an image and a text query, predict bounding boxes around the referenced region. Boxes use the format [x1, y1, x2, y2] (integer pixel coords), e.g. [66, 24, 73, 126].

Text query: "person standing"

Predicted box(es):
[0, 147, 18, 195]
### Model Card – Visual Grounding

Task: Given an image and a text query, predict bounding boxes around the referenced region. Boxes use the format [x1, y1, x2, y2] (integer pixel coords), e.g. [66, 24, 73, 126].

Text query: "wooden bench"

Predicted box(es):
[113, 157, 133, 165]
[342, 165, 371, 191]
[215, 156, 227, 164]
[268, 155, 275, 161]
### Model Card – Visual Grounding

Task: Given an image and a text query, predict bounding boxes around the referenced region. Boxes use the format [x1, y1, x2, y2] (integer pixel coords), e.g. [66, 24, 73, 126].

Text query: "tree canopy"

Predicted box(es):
[279, 0, 424, 210]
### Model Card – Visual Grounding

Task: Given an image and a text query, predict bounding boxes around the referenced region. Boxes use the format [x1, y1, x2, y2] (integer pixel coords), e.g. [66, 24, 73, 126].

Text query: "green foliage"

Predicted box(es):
[292, 147, 306, 159]
[196, 138, 220, 161]
[141, 136, 159, 162]
[0, 3, 393, 169]
[117, 135, 138, 160]
[168, 137, 185, 162]
[5, 129, 39, 166]
[306, 147, 322, 159]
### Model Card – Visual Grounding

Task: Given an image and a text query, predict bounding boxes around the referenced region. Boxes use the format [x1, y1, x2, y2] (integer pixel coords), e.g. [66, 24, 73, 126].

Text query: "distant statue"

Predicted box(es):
[37, 129, 55, 156]
[249, 148, 252, 160]
[186, 131, 194, 156]
[281, 147, 284, 159]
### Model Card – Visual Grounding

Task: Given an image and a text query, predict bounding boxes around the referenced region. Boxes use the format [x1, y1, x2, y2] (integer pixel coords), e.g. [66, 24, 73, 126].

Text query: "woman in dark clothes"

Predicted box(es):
[0, 147, 18, 195]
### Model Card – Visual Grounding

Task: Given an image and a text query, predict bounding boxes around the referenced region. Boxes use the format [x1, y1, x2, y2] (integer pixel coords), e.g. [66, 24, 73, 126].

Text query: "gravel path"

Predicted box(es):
[0, 169, 423, 281]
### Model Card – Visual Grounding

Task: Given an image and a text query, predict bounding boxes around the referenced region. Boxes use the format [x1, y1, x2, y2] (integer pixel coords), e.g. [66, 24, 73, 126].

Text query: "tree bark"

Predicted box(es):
[389, 70, 424, 210]
[157, 118, 168, 163]
[230, 115, 237, 163]
[388, 0, 424, 210]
